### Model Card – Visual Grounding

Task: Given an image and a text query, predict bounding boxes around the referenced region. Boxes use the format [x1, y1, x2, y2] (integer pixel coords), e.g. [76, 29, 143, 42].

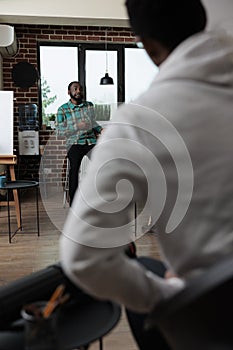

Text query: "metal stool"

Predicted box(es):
[63, 157, 70, 208]
[63, 156, 90, 208]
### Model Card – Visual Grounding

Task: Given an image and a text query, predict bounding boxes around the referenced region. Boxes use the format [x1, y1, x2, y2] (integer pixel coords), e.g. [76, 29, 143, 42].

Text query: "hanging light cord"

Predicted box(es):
[100, 28, 114, 84]
[105, 30, 108, 73]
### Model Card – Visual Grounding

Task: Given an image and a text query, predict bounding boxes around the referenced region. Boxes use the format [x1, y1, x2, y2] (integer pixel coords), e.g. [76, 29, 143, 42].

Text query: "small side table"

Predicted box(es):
[0, 180, 39, 243]
[0, 299, 121, 350]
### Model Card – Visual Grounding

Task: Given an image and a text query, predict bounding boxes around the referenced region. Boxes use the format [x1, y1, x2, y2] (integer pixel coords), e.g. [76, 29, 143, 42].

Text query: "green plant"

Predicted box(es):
[49, 114, 56, 121]
[41, 77, 57, 124]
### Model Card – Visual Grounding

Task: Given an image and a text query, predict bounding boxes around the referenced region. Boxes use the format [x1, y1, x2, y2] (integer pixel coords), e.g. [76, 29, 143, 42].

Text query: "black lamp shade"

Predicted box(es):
[100, 73, 114, 85]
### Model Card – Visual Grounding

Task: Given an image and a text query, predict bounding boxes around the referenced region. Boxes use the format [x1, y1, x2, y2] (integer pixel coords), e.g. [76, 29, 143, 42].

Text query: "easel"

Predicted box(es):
[0, 155, 21, 228]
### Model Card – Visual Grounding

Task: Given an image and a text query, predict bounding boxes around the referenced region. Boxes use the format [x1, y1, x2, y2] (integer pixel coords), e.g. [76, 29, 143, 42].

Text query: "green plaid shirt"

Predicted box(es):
[56, 100, 102, 149]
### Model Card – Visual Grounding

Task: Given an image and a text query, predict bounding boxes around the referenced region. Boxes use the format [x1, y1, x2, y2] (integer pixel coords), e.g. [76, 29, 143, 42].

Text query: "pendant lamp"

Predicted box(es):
[100, 30, 114, 85]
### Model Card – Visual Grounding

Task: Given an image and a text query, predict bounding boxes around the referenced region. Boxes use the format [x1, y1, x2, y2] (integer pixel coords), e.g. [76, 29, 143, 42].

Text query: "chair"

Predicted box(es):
[145, 254, 233, 350]
[0, 264, 121, 350]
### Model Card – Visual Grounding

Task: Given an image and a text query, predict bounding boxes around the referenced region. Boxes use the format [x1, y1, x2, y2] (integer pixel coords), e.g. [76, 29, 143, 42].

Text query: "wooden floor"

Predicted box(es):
[0, 189, 162, 350]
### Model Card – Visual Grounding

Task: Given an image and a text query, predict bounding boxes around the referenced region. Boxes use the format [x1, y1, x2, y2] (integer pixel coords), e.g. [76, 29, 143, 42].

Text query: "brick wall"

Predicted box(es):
[2, 24, 134, 185]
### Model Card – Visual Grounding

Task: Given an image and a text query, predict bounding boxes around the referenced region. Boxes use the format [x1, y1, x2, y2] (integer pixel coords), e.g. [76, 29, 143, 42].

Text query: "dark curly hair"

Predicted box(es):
[68, 81, 82, 91]
[125, 0, 207, 51]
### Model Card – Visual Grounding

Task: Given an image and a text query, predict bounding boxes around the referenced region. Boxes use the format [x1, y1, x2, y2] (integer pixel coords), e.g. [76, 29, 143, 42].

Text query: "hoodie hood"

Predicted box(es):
[156, 30, 233, 88]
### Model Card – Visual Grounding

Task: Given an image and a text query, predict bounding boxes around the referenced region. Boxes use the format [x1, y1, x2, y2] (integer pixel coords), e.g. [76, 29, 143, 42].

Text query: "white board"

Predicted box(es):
[0, 91, 14, 155]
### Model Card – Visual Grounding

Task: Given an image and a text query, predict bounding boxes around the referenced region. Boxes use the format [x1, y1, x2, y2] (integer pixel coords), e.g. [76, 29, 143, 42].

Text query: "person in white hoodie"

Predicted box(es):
[60, 0, 233, 348]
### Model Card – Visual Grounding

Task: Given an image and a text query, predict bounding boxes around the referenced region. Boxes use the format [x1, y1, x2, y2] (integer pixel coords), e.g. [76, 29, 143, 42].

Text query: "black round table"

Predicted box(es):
[0, 180, 39, 243]
[0, 299, 121, 350]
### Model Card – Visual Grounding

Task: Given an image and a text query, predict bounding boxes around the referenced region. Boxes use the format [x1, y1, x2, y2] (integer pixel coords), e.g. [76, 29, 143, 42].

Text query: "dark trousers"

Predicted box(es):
[67, 143, 95, 206]
[126, 257, 170, 350]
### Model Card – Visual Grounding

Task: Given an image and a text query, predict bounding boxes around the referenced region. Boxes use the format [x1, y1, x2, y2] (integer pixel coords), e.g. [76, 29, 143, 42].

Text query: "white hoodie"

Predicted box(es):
[60, 30, 233, 313]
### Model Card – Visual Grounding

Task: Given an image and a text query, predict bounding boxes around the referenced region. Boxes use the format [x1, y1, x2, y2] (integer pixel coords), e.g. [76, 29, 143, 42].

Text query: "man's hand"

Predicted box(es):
[165, 270, 178, 279]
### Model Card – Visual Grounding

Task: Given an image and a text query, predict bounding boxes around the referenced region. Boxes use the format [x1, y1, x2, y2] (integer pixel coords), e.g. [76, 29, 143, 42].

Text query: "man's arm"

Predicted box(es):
[56, 107, 67, 136]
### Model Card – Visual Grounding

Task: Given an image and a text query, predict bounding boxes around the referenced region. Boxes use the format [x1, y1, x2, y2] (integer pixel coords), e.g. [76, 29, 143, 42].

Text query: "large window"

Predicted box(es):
[39, 43, 158, 126]
[125, 47, 158, 102]
[85, 49, 118, 121]
[39, 46, 78, 126]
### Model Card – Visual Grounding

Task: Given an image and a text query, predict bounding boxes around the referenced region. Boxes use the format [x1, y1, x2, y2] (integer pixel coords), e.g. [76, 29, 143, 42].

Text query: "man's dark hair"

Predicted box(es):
[125, 0, 207, 51]
[68, 81, 82, 91]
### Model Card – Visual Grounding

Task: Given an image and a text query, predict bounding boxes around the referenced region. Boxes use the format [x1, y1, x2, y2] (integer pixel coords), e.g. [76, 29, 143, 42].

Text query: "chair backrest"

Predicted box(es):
[145, 255, 233, 350]
[0, 264, 66, 330]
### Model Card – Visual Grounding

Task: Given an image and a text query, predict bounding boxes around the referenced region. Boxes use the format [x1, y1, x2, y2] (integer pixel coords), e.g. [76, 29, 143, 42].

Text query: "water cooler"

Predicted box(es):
[18, 104, 39, 155]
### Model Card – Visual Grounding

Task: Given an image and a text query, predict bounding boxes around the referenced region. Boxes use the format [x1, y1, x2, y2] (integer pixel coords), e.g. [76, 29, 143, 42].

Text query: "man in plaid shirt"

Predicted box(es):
[56, 81, 102, 205]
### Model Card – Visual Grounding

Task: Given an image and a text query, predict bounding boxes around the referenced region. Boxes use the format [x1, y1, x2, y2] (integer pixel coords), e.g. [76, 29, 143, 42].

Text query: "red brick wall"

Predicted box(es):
[2, 24, 134, 184]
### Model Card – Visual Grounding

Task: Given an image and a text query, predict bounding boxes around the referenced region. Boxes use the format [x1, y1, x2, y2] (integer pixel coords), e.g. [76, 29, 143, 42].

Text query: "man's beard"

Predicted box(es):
[70, 92, 83, 104]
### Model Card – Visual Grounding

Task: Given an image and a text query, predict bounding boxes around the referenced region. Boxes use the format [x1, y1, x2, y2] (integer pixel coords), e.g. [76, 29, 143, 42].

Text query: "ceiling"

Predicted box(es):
[0, 0, 233, 35]
[0, 0, 129, 27]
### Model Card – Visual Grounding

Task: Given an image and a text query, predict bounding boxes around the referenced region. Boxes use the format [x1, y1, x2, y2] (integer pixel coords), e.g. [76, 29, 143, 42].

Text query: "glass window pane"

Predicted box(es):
[86, 50, 118, 121]
[40, 46, 78, 124]
[125, 48, 158, 103]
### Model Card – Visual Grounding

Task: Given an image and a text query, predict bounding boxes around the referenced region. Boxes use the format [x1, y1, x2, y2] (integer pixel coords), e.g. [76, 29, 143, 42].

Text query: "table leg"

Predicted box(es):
[8, 189, 22, 243]
[7, 190, 11, 244]
[36, 186, 40, 236]
[9, 165, 21, 229]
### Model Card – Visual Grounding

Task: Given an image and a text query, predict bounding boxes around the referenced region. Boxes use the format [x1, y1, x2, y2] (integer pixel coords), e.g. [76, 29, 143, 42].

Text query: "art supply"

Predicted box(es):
[43, 284, 69, 318]
[21, 284, 70, 350]
[21, 301, 58, 350]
